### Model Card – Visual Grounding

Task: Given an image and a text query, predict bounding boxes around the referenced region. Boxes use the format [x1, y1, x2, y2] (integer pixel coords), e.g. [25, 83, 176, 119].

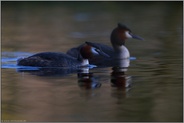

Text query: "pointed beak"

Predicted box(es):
[131, 34, 144, 40]
[96, 49, 110, 58]
[85, 42, 110, 58]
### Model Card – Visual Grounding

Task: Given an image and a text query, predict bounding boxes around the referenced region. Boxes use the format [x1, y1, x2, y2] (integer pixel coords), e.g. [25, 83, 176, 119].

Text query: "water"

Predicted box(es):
[2, 1, 183, 122]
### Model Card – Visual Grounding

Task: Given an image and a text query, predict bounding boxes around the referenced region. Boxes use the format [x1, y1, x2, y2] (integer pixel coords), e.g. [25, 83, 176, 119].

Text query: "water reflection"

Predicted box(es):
[17, 67, 78, 77]
[16, 65, 102, 89]
[111, 58, 132, 99]
[16, 56, 132, 94]
[78, 67, 101, 89]
[111, 67, 131, 89]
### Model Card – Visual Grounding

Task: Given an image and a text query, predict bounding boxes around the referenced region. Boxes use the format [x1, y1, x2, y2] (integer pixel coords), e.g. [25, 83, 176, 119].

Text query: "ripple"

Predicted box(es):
[2, 51, 33, 69]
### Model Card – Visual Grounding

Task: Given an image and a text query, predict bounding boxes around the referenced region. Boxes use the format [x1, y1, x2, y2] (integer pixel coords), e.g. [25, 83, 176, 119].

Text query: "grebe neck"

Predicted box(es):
[81, 59, 89, 66]
[113, 45, 130, 59]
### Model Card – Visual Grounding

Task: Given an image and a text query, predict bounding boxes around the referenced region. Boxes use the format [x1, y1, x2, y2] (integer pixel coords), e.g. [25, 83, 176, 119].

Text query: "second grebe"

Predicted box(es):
[17, 43, 109, 68]
[67, 23, 144, 66]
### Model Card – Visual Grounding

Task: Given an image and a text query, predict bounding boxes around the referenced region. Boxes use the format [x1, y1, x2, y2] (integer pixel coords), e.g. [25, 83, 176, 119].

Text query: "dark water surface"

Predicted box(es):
[2, 1, 183, 122]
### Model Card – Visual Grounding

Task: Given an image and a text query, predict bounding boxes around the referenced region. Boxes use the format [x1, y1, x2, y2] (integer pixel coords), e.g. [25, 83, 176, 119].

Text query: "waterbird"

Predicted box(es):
[67, 23, 144, 66]
[17, 43, 109, 68]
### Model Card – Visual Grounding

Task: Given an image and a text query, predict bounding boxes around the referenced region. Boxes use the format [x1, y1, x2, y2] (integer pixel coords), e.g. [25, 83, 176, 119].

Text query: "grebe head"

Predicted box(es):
[79, 44, 109, 66]
[110, 23, 144, 47]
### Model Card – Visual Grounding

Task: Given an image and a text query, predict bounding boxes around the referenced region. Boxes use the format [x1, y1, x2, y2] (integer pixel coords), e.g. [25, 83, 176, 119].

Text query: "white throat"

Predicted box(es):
[81, 59, 89, 66]
[114, 45, 130, 59]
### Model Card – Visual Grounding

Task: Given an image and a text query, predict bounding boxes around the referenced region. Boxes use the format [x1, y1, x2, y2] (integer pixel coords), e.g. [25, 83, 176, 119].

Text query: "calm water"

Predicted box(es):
[2, 1, 183, 122]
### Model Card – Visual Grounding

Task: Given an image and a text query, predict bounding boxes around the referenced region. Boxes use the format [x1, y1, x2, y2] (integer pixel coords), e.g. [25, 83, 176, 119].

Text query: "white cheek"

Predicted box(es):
[125, 31, 132, 38]
[91, 47, 99, 55]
